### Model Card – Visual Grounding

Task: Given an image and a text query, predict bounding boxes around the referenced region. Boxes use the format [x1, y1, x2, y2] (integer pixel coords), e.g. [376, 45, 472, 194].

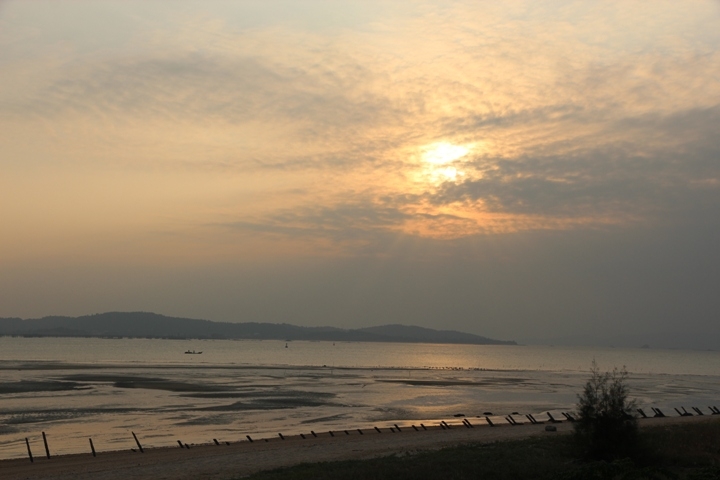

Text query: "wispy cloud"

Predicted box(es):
[2, 0, 720, 257]
[4, 0, 720, 340]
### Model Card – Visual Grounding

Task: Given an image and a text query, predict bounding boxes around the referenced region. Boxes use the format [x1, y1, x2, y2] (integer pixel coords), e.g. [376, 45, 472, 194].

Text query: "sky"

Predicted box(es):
[1, 0, 719, 348]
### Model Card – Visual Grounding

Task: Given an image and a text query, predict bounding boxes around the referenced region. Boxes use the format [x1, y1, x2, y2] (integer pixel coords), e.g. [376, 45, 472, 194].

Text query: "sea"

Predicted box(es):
[0, 337, 718, 459]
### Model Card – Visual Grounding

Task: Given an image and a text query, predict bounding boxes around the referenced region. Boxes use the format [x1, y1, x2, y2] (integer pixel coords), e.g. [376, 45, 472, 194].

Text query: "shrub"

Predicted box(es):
[574, 360, 638, 460]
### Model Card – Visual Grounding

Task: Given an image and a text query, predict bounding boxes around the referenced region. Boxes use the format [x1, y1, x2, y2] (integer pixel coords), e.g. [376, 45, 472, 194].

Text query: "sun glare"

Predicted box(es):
[437, 166, 458, 181]
[423, 142, 470, 165]
[418, 142, 472, 183]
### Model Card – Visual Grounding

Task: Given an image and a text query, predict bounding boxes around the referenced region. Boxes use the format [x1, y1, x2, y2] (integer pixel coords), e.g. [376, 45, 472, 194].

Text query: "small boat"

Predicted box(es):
[184, 350, 203, 354]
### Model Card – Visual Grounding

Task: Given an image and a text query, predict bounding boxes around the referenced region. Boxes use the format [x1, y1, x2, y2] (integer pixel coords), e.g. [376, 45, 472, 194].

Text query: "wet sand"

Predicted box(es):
[1, 416, 713, 480]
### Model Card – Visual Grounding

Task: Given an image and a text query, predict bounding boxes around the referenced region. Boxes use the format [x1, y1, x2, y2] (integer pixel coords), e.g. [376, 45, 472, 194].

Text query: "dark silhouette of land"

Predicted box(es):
[0, 312, 516, 345]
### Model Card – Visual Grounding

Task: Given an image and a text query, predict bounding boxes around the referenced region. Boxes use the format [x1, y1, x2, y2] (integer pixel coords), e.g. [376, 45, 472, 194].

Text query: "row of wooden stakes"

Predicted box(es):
[24, 431, 143, 462]
[22, 405, 719, 463]
[636, 406, 720, 418]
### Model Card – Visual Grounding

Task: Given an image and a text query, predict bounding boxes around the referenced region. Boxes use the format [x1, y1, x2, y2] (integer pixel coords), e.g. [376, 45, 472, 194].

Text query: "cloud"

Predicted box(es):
[4, 1, 720, 343]
[432, 106, 720, 218]
[2, 0, 720, 253]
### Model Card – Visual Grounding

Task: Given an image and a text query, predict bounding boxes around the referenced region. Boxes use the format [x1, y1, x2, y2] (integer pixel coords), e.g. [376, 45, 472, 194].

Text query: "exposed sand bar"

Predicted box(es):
[0, 416, 714, 480]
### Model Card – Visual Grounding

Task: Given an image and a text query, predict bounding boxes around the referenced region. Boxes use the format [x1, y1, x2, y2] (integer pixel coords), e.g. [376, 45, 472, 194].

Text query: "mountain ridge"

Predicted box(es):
[0, 312, 516, 346]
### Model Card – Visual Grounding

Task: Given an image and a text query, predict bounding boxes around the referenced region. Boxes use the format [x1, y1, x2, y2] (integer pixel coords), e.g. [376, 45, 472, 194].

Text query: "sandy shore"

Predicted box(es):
[0, 416, 714, 480]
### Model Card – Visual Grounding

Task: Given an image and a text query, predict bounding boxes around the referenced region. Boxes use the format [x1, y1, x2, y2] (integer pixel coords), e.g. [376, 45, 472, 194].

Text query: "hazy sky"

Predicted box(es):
[2, 1, 719, 346]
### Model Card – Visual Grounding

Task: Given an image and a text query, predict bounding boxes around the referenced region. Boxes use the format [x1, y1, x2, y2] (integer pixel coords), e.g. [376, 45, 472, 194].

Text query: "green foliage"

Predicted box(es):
[574, 360, 639, 460]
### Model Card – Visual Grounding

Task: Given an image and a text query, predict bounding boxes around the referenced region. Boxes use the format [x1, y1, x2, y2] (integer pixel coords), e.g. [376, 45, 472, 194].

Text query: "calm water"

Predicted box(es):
[1, 337, 718, 459]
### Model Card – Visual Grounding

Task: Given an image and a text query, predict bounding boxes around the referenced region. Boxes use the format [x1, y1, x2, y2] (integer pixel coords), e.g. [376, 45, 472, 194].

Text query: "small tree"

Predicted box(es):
[574, 360, 638, 460]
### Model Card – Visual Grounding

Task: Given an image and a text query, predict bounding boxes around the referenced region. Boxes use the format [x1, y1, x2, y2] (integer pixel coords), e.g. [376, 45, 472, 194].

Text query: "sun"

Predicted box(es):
[422, 142, 470, 165]
[419, 142, 472, 183]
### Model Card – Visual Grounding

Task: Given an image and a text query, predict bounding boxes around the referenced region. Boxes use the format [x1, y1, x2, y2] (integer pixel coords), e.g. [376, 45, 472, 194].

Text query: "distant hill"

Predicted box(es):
[358, 324, 507, 345]
[0, 312, 516, 345]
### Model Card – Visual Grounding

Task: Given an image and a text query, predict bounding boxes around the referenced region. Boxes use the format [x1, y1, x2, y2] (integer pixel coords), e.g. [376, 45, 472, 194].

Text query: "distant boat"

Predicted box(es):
[184, 350, 202, 354]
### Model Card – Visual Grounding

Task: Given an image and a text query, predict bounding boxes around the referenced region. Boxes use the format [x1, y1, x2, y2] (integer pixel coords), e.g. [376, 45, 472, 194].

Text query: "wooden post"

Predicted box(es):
[311, 431, 318, 437]
[25, 438, 33, 463]
[89, 438, 96, 457]
[300, 434, 306, 439]
[131, 432, 144, 453]
[42, 432, 51, 459]
[374, 426, 382, 433]
[328, 431, 334, 437]
[214, 438, 220, 445]
[178, 440, 185, 448]
[485, 416, 494, 427]
[420, 423, 427, 430]
[412, 425, 419, 431]
[278, 433, 285, 440]
[357, 429, 363, 435]
[246, 435, 253, 443]
[394, 424, 402, 432]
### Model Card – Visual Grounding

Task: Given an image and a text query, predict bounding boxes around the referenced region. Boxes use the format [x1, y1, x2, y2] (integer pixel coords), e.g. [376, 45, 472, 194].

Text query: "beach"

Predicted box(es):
[1, 415, 712, 480]
[2, 339, 720, 462]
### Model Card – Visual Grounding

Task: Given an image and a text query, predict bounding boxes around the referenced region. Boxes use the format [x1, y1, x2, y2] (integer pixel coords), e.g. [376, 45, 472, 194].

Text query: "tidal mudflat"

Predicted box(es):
[1, 338, 719, 459]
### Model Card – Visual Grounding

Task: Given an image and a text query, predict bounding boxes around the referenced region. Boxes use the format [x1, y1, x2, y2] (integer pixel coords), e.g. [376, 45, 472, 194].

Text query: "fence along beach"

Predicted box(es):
[2, 414, 717, 480]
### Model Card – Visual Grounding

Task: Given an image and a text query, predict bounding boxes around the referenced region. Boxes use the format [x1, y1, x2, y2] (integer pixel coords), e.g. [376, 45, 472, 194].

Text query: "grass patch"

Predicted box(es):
[640, 421, 720, 471]
[242, 420, 720, 480]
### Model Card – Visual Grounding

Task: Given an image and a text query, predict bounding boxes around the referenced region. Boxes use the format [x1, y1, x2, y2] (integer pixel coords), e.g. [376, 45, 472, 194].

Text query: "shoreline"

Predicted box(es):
[1, 416, 714, 480]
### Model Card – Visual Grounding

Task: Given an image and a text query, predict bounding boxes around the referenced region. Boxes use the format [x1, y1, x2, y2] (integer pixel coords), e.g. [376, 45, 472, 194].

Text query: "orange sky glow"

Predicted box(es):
[2, 1, 720, 344]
